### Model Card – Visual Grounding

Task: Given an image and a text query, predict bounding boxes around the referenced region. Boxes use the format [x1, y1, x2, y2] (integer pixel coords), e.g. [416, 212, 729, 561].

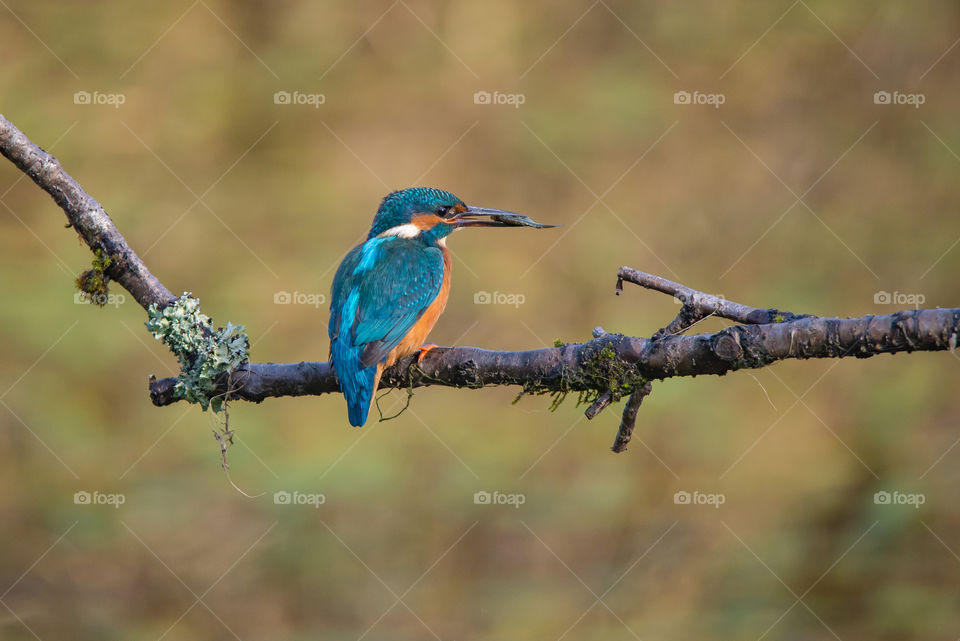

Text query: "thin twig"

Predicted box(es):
[584, 391, 613, 419]
[612, 382, 653, 453]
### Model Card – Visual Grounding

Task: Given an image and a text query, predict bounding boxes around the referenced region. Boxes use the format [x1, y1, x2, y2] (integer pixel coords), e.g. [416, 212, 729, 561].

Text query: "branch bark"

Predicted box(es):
[3, 113, 958, 452]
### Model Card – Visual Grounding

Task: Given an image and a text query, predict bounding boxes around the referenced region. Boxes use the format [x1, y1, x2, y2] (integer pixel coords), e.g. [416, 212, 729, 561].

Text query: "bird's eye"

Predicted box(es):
[437, 206, 451, 217]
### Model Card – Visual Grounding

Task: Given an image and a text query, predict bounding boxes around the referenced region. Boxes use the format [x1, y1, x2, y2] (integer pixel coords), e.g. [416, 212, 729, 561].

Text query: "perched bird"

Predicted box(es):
[328, 187, 556, 426]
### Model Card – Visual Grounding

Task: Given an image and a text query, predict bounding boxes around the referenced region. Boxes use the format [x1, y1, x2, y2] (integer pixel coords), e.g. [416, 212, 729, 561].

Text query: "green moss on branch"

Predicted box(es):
[75, 249, 117, 306]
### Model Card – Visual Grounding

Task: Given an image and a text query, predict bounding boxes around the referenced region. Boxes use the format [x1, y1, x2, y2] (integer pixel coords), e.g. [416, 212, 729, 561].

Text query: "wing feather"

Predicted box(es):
[329, 237, 444, 367]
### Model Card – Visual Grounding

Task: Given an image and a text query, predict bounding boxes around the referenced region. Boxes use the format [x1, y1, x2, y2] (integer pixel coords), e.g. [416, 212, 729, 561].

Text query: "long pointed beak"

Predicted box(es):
[449, 206, 560, 229]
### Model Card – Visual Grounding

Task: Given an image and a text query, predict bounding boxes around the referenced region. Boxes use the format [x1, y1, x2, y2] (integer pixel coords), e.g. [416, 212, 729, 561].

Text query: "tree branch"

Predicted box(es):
[3, 114, 958, 452]
[0, 115, 175, 310]
[147, 306, 960, 404]
[616, 267, 807, 337]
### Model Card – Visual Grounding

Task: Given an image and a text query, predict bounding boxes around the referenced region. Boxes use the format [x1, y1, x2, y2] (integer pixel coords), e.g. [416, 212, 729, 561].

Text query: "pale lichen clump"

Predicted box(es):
[145, 294, 249, 412]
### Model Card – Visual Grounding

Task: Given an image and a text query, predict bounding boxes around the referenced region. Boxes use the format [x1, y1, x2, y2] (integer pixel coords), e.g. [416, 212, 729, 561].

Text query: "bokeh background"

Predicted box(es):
[1, 1, 959, 639]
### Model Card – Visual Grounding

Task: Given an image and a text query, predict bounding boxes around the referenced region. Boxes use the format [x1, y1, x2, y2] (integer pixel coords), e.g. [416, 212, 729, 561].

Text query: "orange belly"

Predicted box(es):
[384, 246, 451, 368]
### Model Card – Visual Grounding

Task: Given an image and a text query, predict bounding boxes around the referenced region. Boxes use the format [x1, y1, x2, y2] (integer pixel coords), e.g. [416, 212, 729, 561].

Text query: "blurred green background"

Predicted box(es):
[2, 1, 960, 639]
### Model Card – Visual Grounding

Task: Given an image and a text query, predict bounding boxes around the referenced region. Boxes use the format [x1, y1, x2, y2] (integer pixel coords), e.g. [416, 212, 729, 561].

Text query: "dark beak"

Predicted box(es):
[450, 206, 560, 229]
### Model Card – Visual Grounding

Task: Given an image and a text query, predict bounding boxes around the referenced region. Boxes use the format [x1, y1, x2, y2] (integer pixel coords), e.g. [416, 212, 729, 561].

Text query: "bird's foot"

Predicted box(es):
[417, 343, 438, 363]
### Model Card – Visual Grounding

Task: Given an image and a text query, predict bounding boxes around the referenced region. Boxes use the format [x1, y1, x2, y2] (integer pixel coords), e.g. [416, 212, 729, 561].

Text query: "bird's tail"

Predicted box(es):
[347, 390, 372, 427]
[332, 340, 381, 427]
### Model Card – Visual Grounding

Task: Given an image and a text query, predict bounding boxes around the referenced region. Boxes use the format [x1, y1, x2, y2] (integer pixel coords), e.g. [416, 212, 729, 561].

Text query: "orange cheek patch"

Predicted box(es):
[411, 214, 447, 230]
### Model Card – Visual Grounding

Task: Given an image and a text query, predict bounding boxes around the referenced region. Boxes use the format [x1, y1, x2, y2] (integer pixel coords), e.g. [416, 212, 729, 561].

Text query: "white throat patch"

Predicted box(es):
[377, 223, 421, 239]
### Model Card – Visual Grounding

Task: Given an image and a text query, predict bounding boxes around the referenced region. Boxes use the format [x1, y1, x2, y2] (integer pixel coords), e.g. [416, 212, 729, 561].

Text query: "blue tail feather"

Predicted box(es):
[332, 338, 378, 427]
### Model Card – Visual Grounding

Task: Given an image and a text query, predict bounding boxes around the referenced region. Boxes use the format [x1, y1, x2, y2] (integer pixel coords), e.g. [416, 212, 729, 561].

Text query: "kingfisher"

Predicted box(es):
[328, 187, 557, 426]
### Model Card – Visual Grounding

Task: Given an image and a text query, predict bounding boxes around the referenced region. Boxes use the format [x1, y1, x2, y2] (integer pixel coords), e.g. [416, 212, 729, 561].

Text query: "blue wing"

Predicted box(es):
[328, 237, 445, 426]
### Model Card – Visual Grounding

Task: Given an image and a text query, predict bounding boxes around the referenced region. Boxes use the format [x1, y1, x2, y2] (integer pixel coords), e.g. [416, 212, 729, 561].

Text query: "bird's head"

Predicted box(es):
[368, 187, 557, 242]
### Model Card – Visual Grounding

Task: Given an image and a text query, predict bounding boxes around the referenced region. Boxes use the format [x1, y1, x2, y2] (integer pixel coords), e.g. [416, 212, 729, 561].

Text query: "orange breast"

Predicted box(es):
[384, 246, 451, 367]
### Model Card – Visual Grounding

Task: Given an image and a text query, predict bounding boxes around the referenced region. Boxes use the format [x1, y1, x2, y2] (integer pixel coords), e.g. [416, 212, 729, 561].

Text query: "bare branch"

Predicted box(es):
[612, 382, 653, 453]
[617, 266, 806, 337]
[149, 307, 960, 406]
[0, 115, 175, 310]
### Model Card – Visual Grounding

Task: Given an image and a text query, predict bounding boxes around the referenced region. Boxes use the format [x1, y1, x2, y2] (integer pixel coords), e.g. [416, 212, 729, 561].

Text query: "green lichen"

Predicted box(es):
[553, 338, 565, 347]
[75, 249, 117, 306]
[145, 294, 249, 412]
[774, 313, 786, 323]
